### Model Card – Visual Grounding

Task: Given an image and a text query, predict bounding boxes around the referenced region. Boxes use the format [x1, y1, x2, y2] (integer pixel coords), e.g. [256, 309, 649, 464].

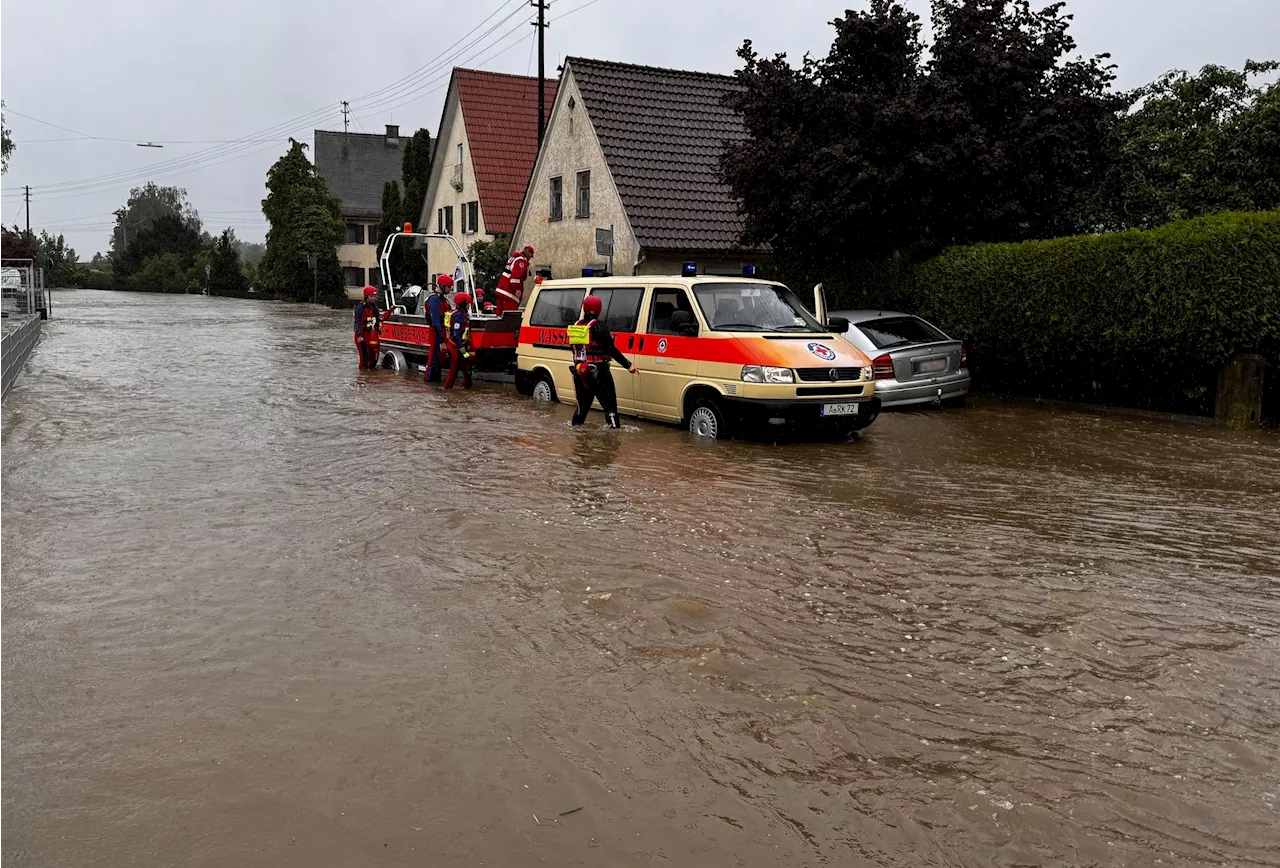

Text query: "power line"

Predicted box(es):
[9, 1, 524, 197]
[550, 0, 605, 22]
[4, 0, 602, 202]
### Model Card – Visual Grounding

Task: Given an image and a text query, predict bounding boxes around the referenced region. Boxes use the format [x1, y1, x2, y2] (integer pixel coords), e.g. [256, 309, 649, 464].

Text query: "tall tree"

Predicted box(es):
[400, 128, 433, 225]
[36, 231, 79, 286]
[258, 139, 343, 302]
[722, 0, 1125, 270]
[114, 212, 204, 284]
[374, 180, 405, 285]
[399, 128, 434, 285]
[1083, 61, 1280, 230]
[1, 100, 14, 174]
[1, 225, 39, 260]
[208, 229, 249, 295]
[110, 183, 201, 262]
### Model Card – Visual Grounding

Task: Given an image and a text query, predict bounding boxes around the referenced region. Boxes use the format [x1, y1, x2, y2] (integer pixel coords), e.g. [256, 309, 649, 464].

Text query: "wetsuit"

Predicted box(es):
[570, 319, 632, 428]
[425, 291, 448, 383]
[354, 300, 381, 369]
[443, 308, 473, 390]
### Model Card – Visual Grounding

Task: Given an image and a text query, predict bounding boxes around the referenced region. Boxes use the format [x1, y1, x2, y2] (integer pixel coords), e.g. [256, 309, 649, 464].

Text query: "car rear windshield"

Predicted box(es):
[856, 316, 948, 350]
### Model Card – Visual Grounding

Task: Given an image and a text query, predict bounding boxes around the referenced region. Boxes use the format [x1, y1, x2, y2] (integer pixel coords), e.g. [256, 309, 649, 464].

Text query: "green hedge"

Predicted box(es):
[909, 211, 1280, 415]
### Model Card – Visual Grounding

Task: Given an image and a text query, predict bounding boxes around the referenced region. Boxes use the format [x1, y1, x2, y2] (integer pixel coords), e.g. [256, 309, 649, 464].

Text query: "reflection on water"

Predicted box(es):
[3, 290, 1279, 867]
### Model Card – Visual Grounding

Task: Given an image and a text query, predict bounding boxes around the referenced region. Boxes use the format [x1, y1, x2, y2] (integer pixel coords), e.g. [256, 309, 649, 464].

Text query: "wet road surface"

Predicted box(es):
[4, 290, 1279, 867]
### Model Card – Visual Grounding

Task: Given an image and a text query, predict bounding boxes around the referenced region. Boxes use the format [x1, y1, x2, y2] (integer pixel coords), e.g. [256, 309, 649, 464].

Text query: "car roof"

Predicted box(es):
[534, 275, 785, 289]
[830, 309, 916, 322]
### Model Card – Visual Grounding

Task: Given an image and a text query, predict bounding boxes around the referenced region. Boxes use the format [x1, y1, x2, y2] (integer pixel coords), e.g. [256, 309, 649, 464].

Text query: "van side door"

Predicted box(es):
[524, 286, 586, 400]
[635, 286, 700, 422]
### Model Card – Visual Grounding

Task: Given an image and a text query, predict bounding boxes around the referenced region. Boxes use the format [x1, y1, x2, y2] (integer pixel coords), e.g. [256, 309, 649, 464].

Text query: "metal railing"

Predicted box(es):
[1, 262, 51, 320]
[2, 313, 42, 400]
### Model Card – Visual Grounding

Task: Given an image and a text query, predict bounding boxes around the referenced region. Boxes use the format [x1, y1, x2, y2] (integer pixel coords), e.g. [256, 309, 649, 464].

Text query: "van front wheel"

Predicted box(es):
[687, 397, 729, 440]
[531, 372, 556, 403]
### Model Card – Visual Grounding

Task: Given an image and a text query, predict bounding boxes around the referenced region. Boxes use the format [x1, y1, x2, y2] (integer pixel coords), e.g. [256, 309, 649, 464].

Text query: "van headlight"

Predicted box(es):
[741, 365, 794, 384]
[861, 366, 873, 381]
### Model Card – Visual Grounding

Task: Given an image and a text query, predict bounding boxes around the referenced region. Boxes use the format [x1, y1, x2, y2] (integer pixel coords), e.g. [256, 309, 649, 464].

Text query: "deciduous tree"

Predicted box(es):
[1083, 61, 1280, 230]
[208, 229, 249, 295]
[722, 0, 1125, 270]
[1, 100, 14, 174]
[258, 139, 344, 302]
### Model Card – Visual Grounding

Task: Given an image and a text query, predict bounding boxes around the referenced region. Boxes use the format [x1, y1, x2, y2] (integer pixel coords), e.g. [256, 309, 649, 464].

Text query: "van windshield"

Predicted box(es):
[693, 282, 825, 332]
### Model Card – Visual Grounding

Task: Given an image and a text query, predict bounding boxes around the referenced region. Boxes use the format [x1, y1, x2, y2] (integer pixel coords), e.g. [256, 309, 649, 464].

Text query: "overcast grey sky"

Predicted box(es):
[2, 0, 1277, 256]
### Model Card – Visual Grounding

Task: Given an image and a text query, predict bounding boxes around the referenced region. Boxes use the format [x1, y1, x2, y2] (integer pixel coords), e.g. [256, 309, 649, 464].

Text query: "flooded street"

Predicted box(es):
[4, 289, 1279, 867]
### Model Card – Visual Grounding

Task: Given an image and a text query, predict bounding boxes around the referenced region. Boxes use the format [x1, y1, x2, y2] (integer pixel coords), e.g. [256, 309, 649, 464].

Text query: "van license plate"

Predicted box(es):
[821, 403, 859, 416]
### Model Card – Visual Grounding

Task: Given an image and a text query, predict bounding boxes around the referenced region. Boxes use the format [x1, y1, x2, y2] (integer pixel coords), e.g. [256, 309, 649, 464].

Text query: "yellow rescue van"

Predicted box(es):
[515, 273, 880, 439]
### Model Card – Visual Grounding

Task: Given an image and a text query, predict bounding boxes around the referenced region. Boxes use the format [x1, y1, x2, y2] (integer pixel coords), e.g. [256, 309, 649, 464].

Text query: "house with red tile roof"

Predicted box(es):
[512, 58, 767, 279]
[416, 69, 557, 255]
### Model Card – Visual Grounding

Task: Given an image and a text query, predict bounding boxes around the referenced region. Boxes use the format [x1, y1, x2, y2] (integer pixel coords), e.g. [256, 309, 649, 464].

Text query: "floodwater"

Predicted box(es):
[4, 290, 1279, 868]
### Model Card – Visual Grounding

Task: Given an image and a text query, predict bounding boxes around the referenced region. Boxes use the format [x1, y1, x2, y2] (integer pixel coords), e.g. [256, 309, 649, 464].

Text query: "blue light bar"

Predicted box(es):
[742, 264, 757, 277]
[681, 261, 697, 277]
[582, 267, 594, 277]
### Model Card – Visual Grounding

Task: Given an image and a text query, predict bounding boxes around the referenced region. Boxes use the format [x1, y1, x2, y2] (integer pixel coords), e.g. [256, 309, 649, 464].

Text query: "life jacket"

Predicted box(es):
[359, 303, 380, 338]
[445, 310, 472, 359]
[569, 319, 609, 370]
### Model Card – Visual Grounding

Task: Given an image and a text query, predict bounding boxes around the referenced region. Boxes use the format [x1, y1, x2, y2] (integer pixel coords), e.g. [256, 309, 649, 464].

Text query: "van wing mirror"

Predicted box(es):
[670, 309, 698, 336]
[827, 316, 849, 333]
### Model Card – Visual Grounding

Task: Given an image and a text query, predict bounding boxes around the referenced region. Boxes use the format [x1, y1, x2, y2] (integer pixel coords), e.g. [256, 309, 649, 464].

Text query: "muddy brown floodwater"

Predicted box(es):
[4, 290, 1280, 867]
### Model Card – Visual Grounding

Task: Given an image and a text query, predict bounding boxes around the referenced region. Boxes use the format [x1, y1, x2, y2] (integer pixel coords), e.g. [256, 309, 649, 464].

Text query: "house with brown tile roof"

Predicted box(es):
[511, 57, 766, 279]
[415, 69, 557, 252]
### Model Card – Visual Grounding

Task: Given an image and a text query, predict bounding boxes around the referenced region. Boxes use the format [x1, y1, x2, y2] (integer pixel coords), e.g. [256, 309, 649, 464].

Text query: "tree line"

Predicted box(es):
[721, 0, 1279, 281]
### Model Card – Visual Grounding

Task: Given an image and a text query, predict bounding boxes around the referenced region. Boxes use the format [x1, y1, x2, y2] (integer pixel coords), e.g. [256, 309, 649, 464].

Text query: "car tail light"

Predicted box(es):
[960, 344, 968, 367]
[872, 353, 895, 380]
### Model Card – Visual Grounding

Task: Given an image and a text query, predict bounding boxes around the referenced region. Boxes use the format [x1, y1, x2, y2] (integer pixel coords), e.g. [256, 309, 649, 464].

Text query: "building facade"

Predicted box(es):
[417, 69, 557, 261]
[512, 58, 766, 280]
[315, 125, 417, 298]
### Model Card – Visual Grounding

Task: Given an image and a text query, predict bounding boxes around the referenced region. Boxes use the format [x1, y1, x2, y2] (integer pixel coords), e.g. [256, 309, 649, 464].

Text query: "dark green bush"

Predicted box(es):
[906, 211, 1280, 416]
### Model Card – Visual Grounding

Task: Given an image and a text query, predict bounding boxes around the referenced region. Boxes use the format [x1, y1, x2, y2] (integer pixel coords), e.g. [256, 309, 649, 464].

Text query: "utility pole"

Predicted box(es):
[531, 0, 548, 146]
[341, 101, 350, 136]
[24, 185, 31, 236]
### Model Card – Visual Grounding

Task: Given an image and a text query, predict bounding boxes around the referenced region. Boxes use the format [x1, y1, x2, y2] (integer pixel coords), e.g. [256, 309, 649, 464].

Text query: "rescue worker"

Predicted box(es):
[353, 286, 381, 370]
[443, 291, 474, 390]
[569, 293, 637, 428]
[494, 245, 533, 316]
[424, 274, 453, 383]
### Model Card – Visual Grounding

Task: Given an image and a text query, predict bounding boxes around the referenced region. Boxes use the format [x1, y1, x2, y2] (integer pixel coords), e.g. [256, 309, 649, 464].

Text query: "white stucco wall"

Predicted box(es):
[512, 72, 637, 279]
[418, 87, 492, 246]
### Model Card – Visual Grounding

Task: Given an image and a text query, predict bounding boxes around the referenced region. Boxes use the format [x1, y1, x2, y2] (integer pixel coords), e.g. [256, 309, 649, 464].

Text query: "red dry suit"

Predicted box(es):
[494, 251, 530, 316]
[353, 299, 381, 370]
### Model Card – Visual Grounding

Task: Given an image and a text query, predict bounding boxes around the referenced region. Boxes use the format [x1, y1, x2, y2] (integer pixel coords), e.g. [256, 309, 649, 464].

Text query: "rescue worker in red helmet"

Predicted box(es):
[353, 286, 381, 370]
[424, 274, 453, 383]
[569, 293, 637, 428]
[494, 245, 533, 316]
[443, 291, 474, 390]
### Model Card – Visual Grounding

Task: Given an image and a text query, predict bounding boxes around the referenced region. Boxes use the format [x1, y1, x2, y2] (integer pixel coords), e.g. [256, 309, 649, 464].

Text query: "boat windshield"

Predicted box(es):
[693, 282, 825, 332]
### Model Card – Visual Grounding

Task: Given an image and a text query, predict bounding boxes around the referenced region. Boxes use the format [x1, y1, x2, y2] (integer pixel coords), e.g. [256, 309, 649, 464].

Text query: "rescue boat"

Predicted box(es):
[374, 225, 521, 375]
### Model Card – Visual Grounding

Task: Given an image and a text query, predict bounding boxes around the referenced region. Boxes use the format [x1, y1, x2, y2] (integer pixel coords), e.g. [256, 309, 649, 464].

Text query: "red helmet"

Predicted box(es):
[454, 292, 472, 306]
[522, 245, 534, 258]
[582, 294, 602, 317]
[362, 286, 377, 297]
[437, 274, 455, 289]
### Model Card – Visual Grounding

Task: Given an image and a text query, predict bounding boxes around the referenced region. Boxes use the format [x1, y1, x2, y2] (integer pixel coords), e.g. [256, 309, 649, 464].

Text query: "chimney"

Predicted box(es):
[385, 124, 400, 145]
